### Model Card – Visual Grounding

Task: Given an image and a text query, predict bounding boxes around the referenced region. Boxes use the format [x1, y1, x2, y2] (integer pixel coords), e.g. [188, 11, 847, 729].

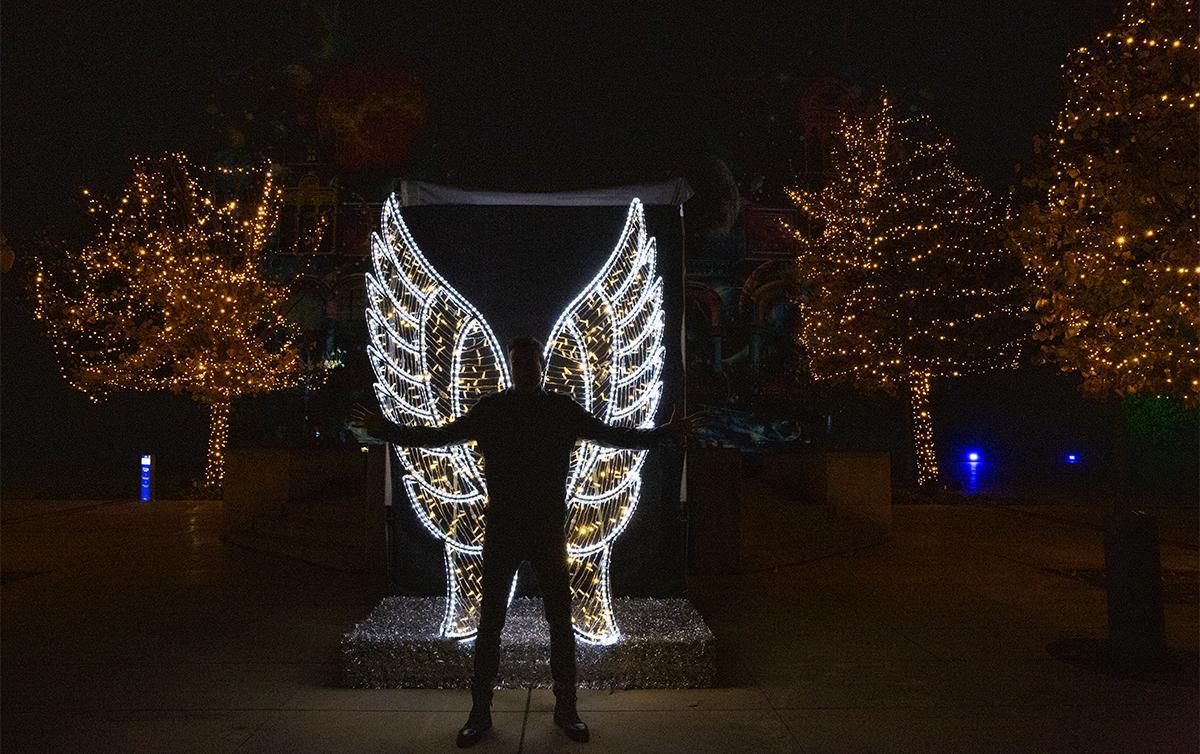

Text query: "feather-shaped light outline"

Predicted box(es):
[365, 195, 508, 555]
[366, 196, 665, 645]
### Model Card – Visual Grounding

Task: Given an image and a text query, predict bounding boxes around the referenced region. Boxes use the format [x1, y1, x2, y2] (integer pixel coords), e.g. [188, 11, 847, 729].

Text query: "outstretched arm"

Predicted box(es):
[570, 399, 699, 449]
[350, 400, 484, 447]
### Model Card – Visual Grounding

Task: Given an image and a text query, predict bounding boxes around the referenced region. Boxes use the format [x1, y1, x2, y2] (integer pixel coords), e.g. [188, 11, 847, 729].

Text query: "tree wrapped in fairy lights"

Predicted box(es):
[31, 153, 326, 491]
[787, 96, 1025, 487]
[1012, 0, 1198, 405]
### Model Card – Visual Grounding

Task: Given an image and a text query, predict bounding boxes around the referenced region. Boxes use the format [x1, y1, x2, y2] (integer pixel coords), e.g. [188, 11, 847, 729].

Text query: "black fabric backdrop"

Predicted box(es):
[383, 188, 688, 599]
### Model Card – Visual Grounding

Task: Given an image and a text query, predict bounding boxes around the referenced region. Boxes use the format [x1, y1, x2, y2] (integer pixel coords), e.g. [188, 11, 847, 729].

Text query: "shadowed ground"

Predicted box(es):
[1, 497, 1196, 752]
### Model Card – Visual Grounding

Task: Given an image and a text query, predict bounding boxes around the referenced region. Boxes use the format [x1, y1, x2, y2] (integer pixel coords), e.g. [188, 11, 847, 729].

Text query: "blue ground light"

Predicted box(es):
[946, 445, 1102, 497]
[958, 450, 985, 492]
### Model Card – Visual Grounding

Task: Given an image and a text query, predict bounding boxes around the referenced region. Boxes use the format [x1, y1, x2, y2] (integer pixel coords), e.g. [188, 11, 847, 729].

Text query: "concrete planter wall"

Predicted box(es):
[759, 450, 893, 533]
[223, 443, 891, 588]
[223, 445, 388, 592]
[686, 447, 892, 576]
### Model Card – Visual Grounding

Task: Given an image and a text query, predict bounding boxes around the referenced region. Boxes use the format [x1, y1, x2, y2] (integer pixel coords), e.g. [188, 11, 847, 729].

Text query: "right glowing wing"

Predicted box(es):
[542, 198, 665, 644]
[364, 195, 509, 552]
[543, 198, 665, 555]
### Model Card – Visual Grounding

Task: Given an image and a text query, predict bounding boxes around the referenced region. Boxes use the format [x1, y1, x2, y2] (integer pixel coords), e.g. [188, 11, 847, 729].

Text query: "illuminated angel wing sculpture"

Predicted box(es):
[542, 200, 665, 643]
[364, 198, 511, 640]
[365, 196, 664, 645]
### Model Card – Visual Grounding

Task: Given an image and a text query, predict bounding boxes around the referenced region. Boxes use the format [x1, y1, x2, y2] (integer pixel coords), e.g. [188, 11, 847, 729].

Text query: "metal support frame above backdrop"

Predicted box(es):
[394, 179, 693, 208]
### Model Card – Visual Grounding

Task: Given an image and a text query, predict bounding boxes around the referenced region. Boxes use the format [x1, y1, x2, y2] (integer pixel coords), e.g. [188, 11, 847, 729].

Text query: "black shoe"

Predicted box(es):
[553, 706, 590, 743]
[456, 711, 492, 748]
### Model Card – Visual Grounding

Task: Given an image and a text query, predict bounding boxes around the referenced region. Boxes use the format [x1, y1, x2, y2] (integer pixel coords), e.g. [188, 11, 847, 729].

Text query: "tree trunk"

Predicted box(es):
[1100, 396, 1164, 662]
[204, 398, 231, 494]
[909, 368, 938, 488]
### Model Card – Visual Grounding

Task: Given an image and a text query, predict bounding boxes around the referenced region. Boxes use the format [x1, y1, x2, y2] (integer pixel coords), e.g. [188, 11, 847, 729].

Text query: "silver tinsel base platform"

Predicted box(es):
[340, 596, 715, 689]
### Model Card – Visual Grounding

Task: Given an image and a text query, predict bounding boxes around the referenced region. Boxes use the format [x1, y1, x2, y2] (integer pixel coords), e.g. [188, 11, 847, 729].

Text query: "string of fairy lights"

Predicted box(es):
[786, 98, 1025, 487]
[31, 153, 327, 489]
[1015, 0, 1198, 404]
[366, 197, 662, 644]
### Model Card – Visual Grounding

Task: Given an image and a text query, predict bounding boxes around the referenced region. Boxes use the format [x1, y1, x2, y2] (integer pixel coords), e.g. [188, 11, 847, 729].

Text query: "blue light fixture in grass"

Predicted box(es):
[960, 448, 984, 493]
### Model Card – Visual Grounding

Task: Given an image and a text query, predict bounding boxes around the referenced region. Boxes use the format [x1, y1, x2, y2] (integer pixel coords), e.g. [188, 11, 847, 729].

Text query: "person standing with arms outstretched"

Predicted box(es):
[351, 335, 698, 748]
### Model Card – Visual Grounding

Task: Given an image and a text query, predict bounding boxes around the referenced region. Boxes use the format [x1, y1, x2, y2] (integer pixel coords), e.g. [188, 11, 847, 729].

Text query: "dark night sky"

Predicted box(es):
[2, 1, 1115, 242]
[1, 1, 1131, 496]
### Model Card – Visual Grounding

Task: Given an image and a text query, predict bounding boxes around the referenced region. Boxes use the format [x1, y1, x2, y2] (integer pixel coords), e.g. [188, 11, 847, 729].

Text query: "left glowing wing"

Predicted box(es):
[364, 196, 508, 552]
[543, 199, 665, 642]
[365, 196, 511, 637]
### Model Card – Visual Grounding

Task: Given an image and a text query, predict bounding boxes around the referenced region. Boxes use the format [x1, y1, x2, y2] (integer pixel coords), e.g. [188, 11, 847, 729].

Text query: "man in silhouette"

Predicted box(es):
[351, 335, 697, 747]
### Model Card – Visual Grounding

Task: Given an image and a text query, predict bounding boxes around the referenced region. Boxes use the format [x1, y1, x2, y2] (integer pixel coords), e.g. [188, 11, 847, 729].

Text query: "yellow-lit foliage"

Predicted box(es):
[787, 97, 1025, 486]
[1013, 0, 1198, 404]
[31, 153, 326, 490]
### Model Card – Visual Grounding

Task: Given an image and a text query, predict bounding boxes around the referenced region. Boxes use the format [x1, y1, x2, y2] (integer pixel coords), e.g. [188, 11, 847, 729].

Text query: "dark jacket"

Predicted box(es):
[378, 387, 671, 528]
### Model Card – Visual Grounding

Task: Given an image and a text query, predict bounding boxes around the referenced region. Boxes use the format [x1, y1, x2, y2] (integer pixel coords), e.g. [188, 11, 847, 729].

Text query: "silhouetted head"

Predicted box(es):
[507, 335, 545, 393]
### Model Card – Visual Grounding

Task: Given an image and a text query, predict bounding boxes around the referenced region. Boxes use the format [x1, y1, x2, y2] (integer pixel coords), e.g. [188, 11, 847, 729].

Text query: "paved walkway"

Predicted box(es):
[1, 498, 1196, 752]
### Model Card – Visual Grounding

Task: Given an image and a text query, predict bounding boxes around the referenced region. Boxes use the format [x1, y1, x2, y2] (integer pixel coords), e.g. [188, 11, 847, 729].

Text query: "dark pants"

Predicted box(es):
[470, 521, 576, 707]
